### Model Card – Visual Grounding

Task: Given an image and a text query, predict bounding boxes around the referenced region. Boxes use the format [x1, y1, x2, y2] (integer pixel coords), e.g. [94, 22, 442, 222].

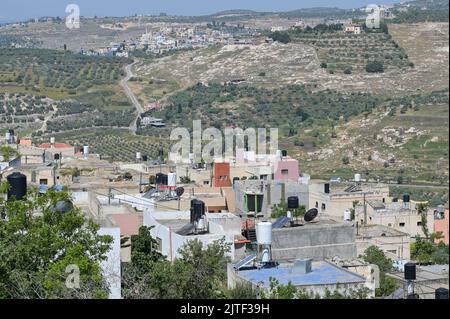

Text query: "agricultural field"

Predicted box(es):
[33, 129, 172, 163]
[291, 29, 412, 74]
[0, 48, 129, 95]
[0, 48, 136, 134]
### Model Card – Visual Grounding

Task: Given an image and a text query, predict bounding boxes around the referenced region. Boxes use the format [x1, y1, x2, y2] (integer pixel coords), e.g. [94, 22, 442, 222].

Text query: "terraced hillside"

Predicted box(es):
[0, 48, 135, 134]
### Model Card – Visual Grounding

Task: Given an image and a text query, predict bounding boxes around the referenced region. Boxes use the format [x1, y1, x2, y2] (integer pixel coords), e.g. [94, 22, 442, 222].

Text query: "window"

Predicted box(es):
[203, 181, 209, 185]
[321, 203, 326, 211]
[281, 169, 289, 176]
[399, 222, 405, 227]
[155, 237, 162, 253]
[315, 202, 319, 208]
[39, 179, 48, 185]
[417, 221, 422, 226]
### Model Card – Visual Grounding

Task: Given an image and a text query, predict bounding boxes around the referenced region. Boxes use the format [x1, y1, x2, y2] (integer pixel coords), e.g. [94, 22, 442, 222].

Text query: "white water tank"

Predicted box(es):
[5, 132, 11, 142]
[276, 150, 282, 159]
[287, 211, 293, 219]
[168, 173, 177, 187]
[256, 222, 272, 245]
[50, 137, 56, 145]
[344, 209, 352, 221]
[355, 173, 361, 182]
[136, 152, 142, 161]
[83, 145, 90, 156]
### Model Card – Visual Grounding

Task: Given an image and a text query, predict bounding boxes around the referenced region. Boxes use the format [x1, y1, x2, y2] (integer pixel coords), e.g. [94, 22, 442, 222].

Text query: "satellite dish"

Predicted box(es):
[175, 187, 185, 198]
[304, 208, 318, 222]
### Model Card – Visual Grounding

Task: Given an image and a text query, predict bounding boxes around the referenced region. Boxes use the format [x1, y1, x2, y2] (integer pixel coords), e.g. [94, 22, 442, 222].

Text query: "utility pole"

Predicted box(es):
[363, 193, 367, 225]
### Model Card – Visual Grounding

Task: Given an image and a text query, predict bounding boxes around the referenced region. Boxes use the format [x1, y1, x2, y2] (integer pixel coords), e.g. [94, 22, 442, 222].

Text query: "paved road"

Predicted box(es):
[120, 60, 144, 132]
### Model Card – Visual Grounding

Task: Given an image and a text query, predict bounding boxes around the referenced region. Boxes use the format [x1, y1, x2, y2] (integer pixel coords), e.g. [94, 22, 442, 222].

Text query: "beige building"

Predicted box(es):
[308, 181, 390, 219]
[356, 225, 411, 260]
[355, 200, 434, 238]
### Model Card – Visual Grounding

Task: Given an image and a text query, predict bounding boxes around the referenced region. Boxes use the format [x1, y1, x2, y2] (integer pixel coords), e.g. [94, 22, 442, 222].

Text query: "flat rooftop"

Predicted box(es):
[237, 261, 366, 288]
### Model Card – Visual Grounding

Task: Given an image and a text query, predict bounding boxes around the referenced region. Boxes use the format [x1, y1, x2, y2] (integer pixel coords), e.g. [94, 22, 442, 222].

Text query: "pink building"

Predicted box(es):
[274, 158, 299, 182]
[434, 207, 449, 245]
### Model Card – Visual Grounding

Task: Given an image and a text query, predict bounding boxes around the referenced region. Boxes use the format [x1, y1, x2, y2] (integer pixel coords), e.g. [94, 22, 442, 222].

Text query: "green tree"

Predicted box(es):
[0, 185, 112, 299]
[362, 246, 398, 297]
[411, 236, 435, 264]
[269, 31, 291, 44]
[366, 61, 384, 73]
[0, 146, 19, 162]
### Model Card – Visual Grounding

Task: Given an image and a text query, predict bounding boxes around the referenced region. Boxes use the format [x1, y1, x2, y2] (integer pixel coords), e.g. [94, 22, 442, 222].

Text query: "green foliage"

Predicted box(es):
[366, 61, 384, 73]
[411, 236, 449, 264]
[224, 283, 257, 299]
[261, 278, 371, 299]
[342, 156, 350, 165]
[268, 31, 291, 44]
[271, 201, 306, 220]
[0, 146, 18, 162]
[122, 238, 231, 299]
[431, 242, 450, 264]
[377, 273, 399, 298]
[363, 246, 393, 273]
[362, 246, 398, 297]
[0, 188, 112, 298]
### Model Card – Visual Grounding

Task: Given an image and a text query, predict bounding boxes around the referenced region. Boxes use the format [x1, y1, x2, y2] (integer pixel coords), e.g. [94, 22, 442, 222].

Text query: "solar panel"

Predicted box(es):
[234, 254, 257, 270]
[272, 216, 291, 229]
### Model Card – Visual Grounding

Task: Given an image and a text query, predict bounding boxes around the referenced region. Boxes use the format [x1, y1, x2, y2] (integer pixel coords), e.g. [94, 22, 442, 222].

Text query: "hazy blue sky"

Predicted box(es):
[1, 1, 400, 22]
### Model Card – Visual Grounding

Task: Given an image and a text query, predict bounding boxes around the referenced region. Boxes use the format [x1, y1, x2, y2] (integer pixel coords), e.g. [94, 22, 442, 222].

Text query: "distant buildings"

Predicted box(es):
[344, 24, 362, 35]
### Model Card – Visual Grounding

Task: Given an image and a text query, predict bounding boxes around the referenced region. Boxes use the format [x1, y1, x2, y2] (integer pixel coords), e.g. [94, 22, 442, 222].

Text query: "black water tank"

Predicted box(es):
[233, 177, 240, 185]
[54, 153, 60, 160]
[142, 155, 148, 162]
[190, 199, 205, 222]
[288, 196, 299, 209]
[282, 150, 288, 157]
[393, 197, 399, 203]
[403, 194, 410, 203]
[404, 263, 416, 280]
[324, 183, 330, 194]
[7, 172, 27, 201]
[435, 288, 449, 299]
[156, 173, 168, 185]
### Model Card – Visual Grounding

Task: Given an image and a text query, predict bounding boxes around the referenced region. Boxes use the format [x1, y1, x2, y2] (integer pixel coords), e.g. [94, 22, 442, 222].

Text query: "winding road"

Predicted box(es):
[120, 60, 144, 133]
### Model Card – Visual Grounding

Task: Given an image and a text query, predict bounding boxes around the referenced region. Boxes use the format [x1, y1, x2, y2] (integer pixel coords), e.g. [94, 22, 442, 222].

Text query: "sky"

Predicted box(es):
[1, 0, 401, 22]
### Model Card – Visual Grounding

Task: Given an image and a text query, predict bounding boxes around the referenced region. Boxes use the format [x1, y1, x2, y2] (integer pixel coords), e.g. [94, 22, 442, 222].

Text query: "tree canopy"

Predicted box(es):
[0, 184, 112, 299]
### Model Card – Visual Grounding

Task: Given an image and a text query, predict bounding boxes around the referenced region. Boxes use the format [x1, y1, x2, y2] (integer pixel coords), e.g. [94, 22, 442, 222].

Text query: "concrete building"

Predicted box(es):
[387, 264, 449, 299]
[213, 162, 232, 187]
[434, 204, 449, 245]
[271, 218, 357, 261]
[355, 200, 434, 238]
[38, 142, 76, 157]
[143, 209, 246, 262]
[356, 225, 411, 260]
[228, 259, 375, 298]
[234, 179, 309, 218]
[308, 180, 390, 219]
